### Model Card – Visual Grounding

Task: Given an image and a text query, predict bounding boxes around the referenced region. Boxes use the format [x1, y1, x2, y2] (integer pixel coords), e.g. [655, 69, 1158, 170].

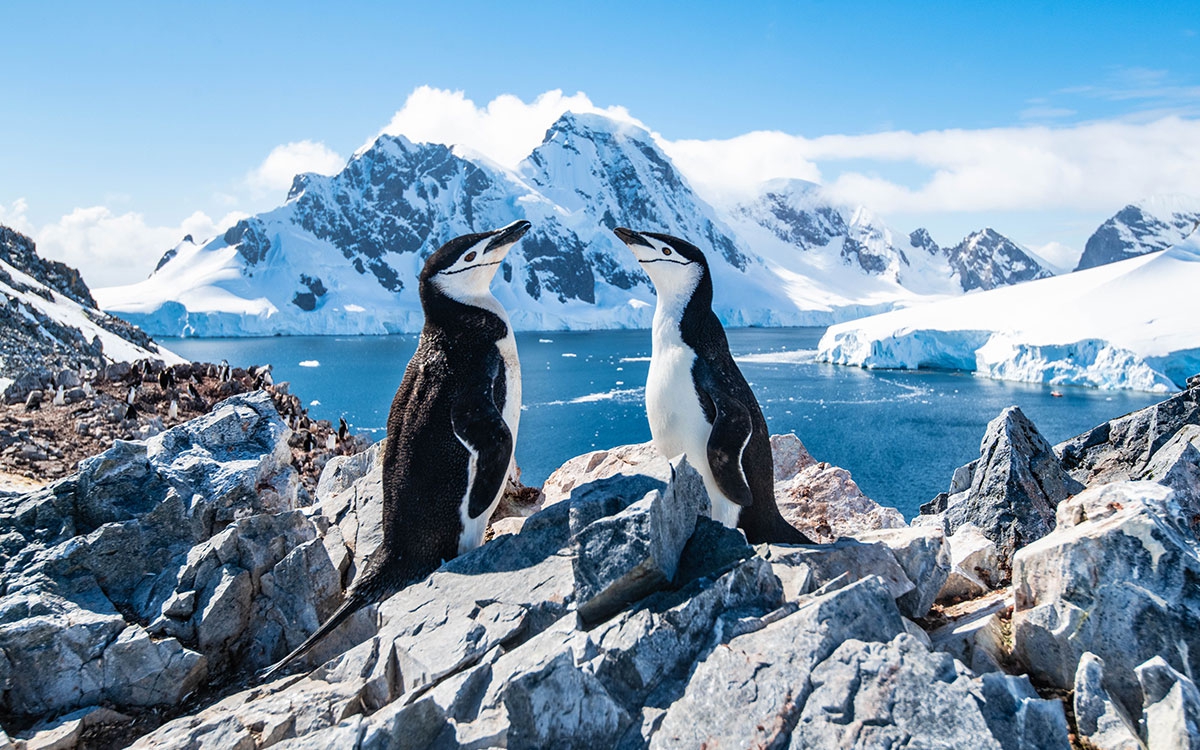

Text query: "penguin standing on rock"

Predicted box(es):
[613, 227, 812, 545]
[261, 220, 531, 680]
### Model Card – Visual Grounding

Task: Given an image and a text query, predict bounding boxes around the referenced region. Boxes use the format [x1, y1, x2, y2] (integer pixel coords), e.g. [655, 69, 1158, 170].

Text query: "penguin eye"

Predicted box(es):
[464, 252, 477, 263]
[662, 247, 672, 256]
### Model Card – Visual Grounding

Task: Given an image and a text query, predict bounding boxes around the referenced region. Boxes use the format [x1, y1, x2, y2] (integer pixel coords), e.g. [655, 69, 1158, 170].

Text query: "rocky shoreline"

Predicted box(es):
[0, 375, 1196, 749]
[0, 361, 369, 495]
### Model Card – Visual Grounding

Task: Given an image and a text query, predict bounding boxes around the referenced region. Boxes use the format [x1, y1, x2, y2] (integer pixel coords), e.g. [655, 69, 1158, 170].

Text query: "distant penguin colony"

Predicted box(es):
[613, 227, 813, 544]
[260, 220, 532, 680]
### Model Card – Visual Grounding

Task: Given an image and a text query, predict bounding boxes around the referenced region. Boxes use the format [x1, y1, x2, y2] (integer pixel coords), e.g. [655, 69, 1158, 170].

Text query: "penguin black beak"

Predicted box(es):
[613, 227, 653, 248]
[485, 220, 532, 253]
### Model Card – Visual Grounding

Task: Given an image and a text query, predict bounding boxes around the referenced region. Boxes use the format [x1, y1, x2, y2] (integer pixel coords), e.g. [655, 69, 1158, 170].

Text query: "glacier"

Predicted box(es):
[817, 235, 1200, 392]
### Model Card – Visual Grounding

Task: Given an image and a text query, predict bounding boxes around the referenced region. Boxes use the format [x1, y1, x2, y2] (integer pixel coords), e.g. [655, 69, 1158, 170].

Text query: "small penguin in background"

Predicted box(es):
[337, 417, 349, 443]
[613, 227, 812, 545]
[168, 399, 179, 420]
[52, 385, 65, 406]
[260, 220, 531, 681]
[127, 386, 137, 405]
[158, 367, 175, 391]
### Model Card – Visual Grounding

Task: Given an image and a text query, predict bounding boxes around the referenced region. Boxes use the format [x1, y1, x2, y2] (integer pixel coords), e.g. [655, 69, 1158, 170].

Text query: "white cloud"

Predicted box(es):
[664, 117, 1200, 219]
[1030, 241, 1082, 273]
[32, 206, 247, 289]
[371, 86, 647, 169]
[246, 140, 345, 193]
[0, 199, 34, 235]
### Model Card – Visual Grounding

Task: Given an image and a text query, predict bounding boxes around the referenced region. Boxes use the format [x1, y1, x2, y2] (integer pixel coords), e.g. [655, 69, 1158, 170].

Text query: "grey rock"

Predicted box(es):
[359, 697, 450, 750]
[976, 671, 1071, 750]
[1057, 382, 1200, 487]
[1073, 653, 1144, 750]
[792, 634, 1069, 750]
[504, 652, 630, 749]
[101, 627, 207, 707]
[573, 456, 709, 623]
[542, 436, 904, 544]
[0, 392, 304, 717]
[941, 406, 1084, 571]
[1136, 656, 1200, 750]
[938, 522, 1004, 601]
[195, 564, 252, 653]
[758, 537, 915, 612]
[1137, 423, 1200, 534]
[650, 576, 905, 748]
[855, 525, 949, 618]
[1012, 481, 1200, 722]
[16, 706, 133, 750]
[927, 591, 1010, 675]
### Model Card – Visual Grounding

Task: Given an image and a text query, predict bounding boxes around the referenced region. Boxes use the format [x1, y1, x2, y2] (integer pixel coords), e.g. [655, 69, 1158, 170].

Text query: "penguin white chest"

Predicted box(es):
[456, 327, 521, 556]
[646, 331, 743, 529]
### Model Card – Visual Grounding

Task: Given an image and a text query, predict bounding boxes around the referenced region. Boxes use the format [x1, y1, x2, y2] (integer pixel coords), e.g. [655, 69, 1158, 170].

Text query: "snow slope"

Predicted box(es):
[95, 114, 1051, 337]
[816, 235, 1200, 392]
[0, 227, 183, 374]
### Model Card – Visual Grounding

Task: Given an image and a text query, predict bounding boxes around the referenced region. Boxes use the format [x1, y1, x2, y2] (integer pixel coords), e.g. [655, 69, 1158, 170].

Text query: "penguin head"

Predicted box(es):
[422, 220, 531, 302]
[613, 227, 708, 302]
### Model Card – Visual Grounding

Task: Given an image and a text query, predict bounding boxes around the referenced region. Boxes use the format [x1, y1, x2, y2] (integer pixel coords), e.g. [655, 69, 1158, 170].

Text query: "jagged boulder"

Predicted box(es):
[0, 392, 311, 718]
[1011, 481, 1200, 724]
[542, 434, 905, 542]
[1137, 656, 1200, 750]
[1073, 653, 1145, 750]
[923, 406, 1083, 573]
[1057, 378, 1200, 487]
[793, 634, 1069, 750]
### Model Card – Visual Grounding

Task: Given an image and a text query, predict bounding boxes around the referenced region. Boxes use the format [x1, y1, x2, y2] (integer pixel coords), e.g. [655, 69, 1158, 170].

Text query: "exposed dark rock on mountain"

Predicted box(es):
[1076, 199, 1200, 271]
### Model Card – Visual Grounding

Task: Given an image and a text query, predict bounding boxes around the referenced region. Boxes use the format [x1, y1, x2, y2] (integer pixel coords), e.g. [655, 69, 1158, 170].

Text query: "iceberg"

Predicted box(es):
[817, 236, 1200, 392]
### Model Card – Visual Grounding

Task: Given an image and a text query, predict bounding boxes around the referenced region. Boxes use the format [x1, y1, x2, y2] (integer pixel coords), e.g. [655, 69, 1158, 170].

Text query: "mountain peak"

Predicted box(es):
[1075, 194, 1200, 271]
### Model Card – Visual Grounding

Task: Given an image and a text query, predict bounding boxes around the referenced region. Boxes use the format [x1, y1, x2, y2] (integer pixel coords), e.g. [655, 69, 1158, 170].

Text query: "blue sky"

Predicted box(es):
[2, 1, 1199, 286]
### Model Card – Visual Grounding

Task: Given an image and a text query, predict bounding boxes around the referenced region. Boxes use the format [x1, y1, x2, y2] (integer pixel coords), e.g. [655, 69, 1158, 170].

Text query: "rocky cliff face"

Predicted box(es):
[1076, 196, 1200, 271]
[0, 226, 180, 402]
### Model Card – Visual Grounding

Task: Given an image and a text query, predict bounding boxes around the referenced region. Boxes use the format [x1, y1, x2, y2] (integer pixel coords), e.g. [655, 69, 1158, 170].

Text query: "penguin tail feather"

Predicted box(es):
[256, 556, 432, 684]
[257, 587, 373, 683]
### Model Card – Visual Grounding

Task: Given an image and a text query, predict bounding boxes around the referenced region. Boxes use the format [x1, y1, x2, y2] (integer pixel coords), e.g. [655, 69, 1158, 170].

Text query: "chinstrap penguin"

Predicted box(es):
[261, 220, 531, 680]
[613, 227, 812, 545]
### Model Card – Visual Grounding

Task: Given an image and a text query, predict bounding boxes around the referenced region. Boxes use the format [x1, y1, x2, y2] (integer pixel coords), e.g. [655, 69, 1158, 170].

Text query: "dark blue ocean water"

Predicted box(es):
[163, 328, 1164, 519]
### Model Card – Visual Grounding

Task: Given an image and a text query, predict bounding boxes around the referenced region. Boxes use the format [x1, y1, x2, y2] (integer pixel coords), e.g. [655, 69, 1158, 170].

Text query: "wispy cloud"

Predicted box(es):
[0, 199, 34, 235]
[665, 117, 1200, 217]
[1055, 66, 1200, 118]
[20, 205, 247, 289]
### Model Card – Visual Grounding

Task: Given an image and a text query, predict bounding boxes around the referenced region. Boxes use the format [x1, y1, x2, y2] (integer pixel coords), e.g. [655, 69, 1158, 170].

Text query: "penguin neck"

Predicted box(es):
[420, 280, 511, 344]
[654, 270, 722, 356]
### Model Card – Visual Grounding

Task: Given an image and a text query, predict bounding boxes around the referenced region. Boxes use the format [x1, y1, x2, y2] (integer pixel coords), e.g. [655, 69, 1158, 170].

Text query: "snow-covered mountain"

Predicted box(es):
[0, 226, 182, 387]
[817, 234, 1200, 392]
[722, 179, 1052, 296]
[1075, 195, 1200, 271]
[97, 113, 1055, 336]
[938, 228, 1055, 291]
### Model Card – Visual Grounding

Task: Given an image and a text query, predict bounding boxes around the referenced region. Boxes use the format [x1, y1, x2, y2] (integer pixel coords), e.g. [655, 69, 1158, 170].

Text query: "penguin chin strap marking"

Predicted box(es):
[441, 260, 503, 275]
[638, 258, 692, 266]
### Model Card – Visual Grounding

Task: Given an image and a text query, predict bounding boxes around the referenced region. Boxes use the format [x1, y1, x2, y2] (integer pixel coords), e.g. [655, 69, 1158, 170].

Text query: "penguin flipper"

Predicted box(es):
[451, 389, 514, 519]
[694, 362, 754, 508]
